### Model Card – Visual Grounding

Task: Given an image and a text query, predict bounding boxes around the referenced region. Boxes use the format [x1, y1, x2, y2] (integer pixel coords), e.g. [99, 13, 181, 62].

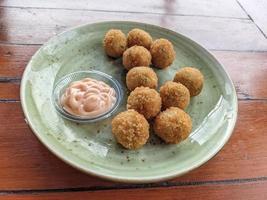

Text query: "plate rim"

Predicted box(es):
[20, 20, 238, 183]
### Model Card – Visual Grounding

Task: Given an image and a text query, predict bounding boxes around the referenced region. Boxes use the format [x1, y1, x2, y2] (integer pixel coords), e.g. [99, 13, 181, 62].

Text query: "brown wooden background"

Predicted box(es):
[0, 0, 267, 199]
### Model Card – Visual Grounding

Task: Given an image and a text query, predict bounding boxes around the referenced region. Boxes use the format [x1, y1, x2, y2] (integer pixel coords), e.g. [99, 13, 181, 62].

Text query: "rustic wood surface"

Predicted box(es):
[237, 0, 267, 37]
[0, 7, 266, 51]
[0, 0, 248, 18]
[0, 101, 266, 191]
[0, 0, 267, 199]
[1, 181, 267, 200]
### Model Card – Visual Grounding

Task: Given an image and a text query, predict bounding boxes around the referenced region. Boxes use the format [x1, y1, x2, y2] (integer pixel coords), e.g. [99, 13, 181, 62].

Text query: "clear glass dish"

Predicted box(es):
[52, 70, 123, 123]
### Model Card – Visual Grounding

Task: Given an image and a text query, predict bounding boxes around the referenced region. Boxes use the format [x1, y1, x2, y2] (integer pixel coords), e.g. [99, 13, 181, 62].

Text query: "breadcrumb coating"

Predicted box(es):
[127, 87, 161, 119]
[126, 66, 158, 91]
[127, 28, 153, 49]
[103, 29, 127, 58]
[122, 46, 151, 70]
[174, 67, 204, 96]
[160, 81, 190, 110]
[111, 109, 149, 149]
[150, 38, 176, 69]
[153, 107, 192, 144]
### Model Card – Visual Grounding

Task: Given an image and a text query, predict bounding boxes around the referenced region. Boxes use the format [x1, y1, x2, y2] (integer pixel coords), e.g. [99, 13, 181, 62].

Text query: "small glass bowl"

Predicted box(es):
[52, 70, 123, 123]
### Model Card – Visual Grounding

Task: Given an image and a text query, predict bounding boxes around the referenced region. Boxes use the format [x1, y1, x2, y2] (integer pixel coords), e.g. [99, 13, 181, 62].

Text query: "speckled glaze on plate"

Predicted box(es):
[20, 21, 238, 183]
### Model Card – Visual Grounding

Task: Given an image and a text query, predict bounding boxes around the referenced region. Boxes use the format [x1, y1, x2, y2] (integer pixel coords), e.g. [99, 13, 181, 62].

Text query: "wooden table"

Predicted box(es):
[0, 0, 267, 199]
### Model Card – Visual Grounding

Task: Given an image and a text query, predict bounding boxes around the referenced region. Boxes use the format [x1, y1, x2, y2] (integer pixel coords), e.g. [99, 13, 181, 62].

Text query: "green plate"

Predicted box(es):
[20, 21, 238, 183]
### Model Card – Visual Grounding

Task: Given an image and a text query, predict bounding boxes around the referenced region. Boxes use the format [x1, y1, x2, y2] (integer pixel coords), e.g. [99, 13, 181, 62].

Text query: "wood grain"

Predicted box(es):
[0, 44, 38, 77]
[214, 51, 267, 100]
[0, 181, 267, 200]
[0, 0, 248, 19]
[0, 82, 19, 99]
[0, 101, 266, 190]
[0, 8, 266, 50]
[1, 46, 266, 100]
[0, 1, 266, 199]
[238, 0, 267, 37]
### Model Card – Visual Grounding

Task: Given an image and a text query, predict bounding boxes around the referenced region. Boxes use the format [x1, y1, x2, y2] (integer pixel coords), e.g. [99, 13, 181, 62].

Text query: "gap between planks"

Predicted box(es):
[236, 0, 267, 39]
[0, 176, 267, 195]
[0, 5, 250, 20]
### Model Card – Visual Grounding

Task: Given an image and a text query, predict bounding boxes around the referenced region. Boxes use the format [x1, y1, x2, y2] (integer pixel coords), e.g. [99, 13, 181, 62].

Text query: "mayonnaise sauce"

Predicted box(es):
[61, 78, 116, 117]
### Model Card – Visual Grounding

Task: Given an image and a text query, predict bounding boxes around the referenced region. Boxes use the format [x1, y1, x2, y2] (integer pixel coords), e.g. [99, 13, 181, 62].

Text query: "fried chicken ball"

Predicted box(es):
[153, 107, 192, 144]
[150, 38, 176, 69]
[127, 87, 161, 119]
[103, 29, 127, 58]
[160, 81, 190, 110]
[122, 46, 152, 70]
[112, 110, 149, 149]
[127, 28, 153, 49]
[173, 67, 204, 96]
[126, 67, 158, 91]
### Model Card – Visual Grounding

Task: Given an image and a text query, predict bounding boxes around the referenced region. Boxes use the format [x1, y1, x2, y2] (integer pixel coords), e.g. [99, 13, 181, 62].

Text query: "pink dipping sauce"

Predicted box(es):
[60, 78, 116, 117]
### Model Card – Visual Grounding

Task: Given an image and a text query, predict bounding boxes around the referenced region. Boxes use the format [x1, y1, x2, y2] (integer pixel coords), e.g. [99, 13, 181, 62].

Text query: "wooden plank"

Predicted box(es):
[1, 45, 266, 100]
[0, 82, 19, 99]
[238, 0, 267, 37]
[0, 101, 266, 189]
[1, 181, 267, 200]
[0, 44, 38, 77]
[0, 102, 114, 189]
[0, 0, 248, 19]
[0, 8, 266, 51]
[213, 51, 267, 100]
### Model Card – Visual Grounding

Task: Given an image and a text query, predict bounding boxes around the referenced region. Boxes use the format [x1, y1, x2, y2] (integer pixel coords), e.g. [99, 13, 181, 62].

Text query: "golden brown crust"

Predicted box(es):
[160, 81, 190, 110]
[103, 29, 127, 58]
[111, 110, 149, 149]
[122, 46, 152, 70]
[127, 28, 153, 49]
[150, 38, 176, 69]
[126, 67, 158, 91]
[127, 87, 161, 119]
[173, 67, 204, 96]
[153, 107, 192, 144]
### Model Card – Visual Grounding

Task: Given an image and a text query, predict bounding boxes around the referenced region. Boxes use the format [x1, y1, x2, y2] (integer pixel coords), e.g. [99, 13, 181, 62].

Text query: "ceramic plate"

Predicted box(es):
[20, 21, 238, 183]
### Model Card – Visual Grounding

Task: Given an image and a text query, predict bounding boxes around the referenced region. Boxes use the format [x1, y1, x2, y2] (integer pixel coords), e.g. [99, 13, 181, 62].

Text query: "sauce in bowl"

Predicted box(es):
[60, 78, 116, 117]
